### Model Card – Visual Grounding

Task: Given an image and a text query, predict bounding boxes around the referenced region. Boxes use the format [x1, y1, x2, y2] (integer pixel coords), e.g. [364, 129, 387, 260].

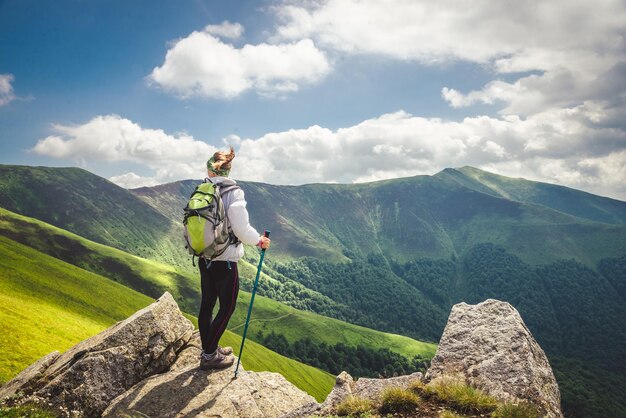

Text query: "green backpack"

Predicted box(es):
[183, 181, 240, 262]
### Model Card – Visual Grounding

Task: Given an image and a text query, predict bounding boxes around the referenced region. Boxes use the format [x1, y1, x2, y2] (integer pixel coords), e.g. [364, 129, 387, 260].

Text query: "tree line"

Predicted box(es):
[258, 330, 429, 379]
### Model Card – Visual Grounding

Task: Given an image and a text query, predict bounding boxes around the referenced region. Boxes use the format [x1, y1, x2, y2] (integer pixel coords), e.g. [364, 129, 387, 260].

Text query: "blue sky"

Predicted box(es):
[1, 0, 625, 199]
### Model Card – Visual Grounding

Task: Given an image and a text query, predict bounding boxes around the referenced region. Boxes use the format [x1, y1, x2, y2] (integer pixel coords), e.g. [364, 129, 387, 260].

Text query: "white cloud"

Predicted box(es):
[32, 106, 626, 199]
[32, 115, 218, 187]
[232, 105, 626, 200]
[0, 74, 16, 106]
[442, 81, 526, 109]
[481, 150, 626, 200]
[149, 23, 330, 99]
[108, 172, 160, 189]
[275, 1, 625, 63]
[275, 0, 626, 117]
[204, 21, 244, 39]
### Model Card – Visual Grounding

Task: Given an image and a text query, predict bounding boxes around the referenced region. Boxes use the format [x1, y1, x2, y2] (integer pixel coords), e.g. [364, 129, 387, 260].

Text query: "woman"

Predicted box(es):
[198, 147, 271, 370]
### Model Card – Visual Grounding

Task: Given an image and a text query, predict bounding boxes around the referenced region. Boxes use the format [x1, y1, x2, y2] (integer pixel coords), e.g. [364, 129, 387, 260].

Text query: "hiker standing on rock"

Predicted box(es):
[197, 147, 270, 370]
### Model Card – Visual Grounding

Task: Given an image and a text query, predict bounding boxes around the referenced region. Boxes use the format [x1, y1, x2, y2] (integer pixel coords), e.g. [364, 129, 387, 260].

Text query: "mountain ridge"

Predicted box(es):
[439, 166, 626, 224]
[130, 166, 626, 267]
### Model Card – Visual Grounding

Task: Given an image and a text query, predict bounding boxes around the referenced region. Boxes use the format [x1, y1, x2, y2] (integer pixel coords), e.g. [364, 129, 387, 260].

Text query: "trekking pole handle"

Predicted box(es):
[261, 230, 270, 252]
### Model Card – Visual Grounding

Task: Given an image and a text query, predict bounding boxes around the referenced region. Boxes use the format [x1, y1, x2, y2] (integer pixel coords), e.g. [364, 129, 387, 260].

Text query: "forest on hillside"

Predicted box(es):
[270, 245, 626, 417]
[259, 330, 430, 379]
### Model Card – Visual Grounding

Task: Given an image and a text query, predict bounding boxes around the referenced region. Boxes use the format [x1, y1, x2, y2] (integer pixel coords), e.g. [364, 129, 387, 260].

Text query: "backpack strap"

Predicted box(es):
[218, 185, 241, 196]
[217, 185, 242, 247]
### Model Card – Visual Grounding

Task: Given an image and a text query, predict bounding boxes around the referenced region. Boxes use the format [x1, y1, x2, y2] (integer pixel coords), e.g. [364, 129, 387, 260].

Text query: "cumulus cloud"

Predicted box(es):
[32, 115, 220, 187]
[108, 172, 161, 189]
[260, 0, 626, 199]
[0, 74, 17, 106]
[275, 0, 626, 117]
[231, 106, 626, 200]
[32, 108, 626, 199]
[275, 1, 624, 63]
[149, 22, 330, 99]
[204, 21, 244, 39]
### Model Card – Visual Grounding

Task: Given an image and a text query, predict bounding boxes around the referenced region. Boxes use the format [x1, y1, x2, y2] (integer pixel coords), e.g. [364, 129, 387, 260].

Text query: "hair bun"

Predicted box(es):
[210, 147, 236, 172]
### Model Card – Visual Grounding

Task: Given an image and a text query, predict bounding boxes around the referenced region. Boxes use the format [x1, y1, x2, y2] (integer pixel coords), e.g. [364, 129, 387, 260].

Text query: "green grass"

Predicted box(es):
[412, 378, 498, 414]
[313, 380, 540, 418]
[491, 402, 540, 418]
[0, 207, 200, 313]
[228, 287, 437, 360]
[0, 235, 334, 400]
[335, 396, 374, 416]
[0, 207, 436, 363]
[439, 411, 467, 418]
[0, 234, 154, 383]
[0, 403, 58, 418]
[379, 387, 422, 414]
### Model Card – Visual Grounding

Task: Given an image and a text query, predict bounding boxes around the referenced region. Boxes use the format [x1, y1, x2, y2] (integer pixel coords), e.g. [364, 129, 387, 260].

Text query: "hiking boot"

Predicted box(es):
[199, 347, 233, 357]
[218, 345, 233, 356]
[200, 350, 234, 370]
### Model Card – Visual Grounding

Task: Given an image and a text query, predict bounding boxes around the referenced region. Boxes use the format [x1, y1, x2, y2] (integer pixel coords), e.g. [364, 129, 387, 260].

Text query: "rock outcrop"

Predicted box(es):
[103, 363, 315, 417]
[0, 293, 317, 417]
[0, 292, 194, 416]
[426, 299, 563, 417]
[102, 328, 316, 417]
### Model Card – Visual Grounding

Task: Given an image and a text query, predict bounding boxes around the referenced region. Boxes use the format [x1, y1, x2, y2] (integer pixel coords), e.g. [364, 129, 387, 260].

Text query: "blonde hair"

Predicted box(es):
[207, 147, 235, 174]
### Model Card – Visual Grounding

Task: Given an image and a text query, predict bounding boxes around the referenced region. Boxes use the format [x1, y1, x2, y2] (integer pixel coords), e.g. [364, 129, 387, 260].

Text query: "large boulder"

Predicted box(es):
[425, 299, 563, 417]
[103, 361, 316, 417]
[0, 292, 194, 417]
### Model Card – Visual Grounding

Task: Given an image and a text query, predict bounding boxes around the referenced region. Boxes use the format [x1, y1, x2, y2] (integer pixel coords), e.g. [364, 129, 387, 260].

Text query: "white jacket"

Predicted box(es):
[208, 176, 261, 262]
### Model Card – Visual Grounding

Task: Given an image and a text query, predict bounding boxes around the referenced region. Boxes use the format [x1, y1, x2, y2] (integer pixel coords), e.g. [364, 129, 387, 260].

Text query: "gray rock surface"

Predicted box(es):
[0, 292, 194, 417]
[103, 362, 316, 417]
[352, 371, 423, 400]
[1, 292, 317, 418]
[312, 371, 423, 416]
[425, 299, 563, 417]
[320, 371, 354, 411]
[170, 330, 203, 371]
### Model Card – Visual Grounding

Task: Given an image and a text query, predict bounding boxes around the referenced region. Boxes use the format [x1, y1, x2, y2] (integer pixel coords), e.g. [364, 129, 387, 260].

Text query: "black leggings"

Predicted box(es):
[198, 260, 239, 353]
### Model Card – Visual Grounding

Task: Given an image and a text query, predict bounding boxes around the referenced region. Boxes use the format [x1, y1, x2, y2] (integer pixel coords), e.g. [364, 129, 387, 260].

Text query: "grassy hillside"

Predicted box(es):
[0, 233, 152, 383]
[3, 164, 623, 269]
[0, 234, 334, 400]
[133, 171, 626, 268]
[446, 166, 626, 224]
[0, 164, 184, 266]
[230, 290, 437, 360]
[0, 207, 435, 364]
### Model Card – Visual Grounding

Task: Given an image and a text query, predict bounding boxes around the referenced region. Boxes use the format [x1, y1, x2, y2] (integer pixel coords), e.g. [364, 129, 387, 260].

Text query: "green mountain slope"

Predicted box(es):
[133, 173, 626, 268]
[0, 233, 334, 400]
[131, 170, 626, 341]
[0, 207, 435, 367]
[444, 166, 626, 225]
[0, 165, 183, 265]
[3, 164, 623, 269]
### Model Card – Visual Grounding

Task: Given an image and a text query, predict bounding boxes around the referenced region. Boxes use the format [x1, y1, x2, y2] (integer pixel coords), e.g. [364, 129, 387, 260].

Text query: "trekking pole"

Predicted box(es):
[234, 230, 270, 378]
